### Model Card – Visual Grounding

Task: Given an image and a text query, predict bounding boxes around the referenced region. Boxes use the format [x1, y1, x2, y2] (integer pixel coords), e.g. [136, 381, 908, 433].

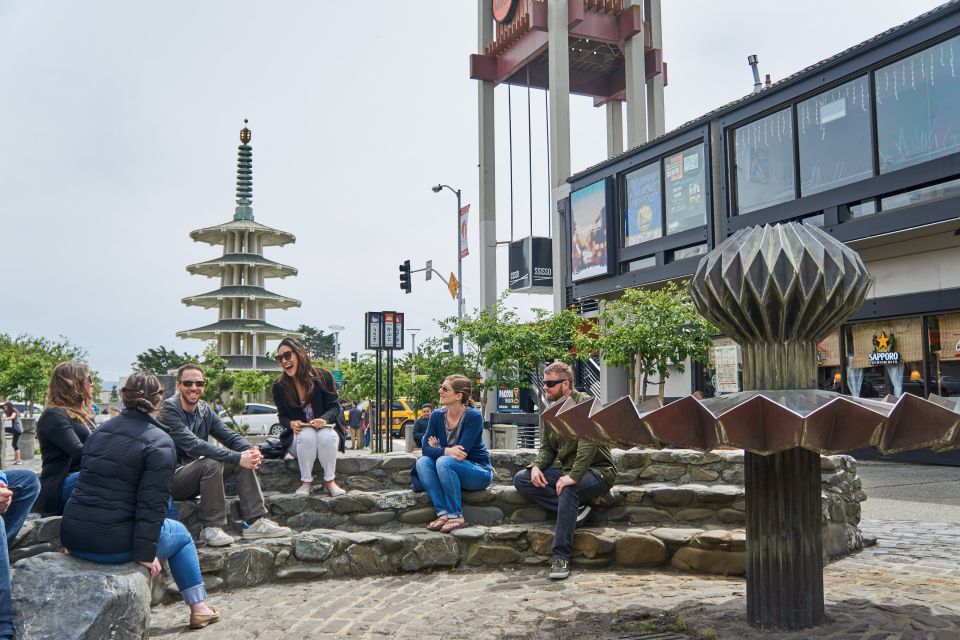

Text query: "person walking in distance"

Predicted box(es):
[512, 362, 615, 580]
[159, 364, 290, 547]
[348, 401, 363, 450]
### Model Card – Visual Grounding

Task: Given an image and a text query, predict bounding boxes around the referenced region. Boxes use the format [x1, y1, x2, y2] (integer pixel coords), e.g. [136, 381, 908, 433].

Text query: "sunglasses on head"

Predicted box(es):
[180, 380, 207, 388]
[543, 379, 567, 388]
[275, 351, 295, 363]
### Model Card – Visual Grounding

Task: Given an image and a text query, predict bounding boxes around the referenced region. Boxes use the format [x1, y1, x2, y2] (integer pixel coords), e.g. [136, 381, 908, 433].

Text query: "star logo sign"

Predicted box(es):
[876, 334, 890, 350]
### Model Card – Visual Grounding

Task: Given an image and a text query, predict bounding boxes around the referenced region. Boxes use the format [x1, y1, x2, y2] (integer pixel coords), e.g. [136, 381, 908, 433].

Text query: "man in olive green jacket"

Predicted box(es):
[513, 362, 616, 580]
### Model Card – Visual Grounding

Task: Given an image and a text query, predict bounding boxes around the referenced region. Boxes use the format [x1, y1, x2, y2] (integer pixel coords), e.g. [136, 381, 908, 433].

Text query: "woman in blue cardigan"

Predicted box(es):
[416, 375, 493, 533]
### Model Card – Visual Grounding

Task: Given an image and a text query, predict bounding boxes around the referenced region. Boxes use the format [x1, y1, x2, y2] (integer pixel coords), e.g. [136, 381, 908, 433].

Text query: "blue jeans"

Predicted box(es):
[0, 471, 41, 638]
[513, 467, 609, 561]
[415, 456, 493, 519]
[58, 471, 80, 513]
[70, 519, 206, 605]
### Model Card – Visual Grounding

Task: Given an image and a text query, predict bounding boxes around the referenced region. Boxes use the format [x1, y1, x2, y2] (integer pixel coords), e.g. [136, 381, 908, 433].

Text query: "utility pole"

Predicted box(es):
[431, 184, 465, 355]
[407, 328, 420, 385]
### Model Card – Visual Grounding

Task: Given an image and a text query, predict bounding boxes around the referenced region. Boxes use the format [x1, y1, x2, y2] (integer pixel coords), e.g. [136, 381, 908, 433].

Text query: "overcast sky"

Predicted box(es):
[0, 0, 947, 381]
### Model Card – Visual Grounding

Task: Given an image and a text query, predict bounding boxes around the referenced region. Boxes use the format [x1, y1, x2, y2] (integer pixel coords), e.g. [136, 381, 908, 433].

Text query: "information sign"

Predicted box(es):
[365, 312, 382, 349]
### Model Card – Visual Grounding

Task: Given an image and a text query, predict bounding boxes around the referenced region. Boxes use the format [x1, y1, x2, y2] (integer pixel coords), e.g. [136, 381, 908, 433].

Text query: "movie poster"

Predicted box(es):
[570, 180, 609, 282]
[624, 163, 662, 246]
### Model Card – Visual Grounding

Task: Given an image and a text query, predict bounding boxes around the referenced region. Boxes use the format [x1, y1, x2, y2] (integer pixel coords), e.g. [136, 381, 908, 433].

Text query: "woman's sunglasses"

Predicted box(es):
[275, 351, 295, 363]
[543, 380, 567, 388]
[180, 380, 207, 388]
[439, 385, 451, 392]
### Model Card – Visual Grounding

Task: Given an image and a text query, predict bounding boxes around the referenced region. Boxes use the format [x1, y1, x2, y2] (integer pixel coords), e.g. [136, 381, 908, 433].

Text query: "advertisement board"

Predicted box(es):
[624, 163, 662, 246]
[570, 179, 610, 282]
[508, 236, 553, 293]
[665, 144, 707, 234]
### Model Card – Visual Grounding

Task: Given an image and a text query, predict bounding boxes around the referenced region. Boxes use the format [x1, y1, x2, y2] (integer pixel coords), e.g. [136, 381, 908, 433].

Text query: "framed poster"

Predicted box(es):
[624, 162, 662, 246]
[570, 179, 611, 282]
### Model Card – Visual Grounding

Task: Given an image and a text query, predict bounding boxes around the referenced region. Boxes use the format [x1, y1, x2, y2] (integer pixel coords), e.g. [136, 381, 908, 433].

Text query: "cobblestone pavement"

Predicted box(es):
[148, 519, 960, 640]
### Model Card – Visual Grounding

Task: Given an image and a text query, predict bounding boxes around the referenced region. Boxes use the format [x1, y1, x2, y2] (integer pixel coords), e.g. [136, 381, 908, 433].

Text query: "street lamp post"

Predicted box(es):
[328, 324, 345, 371]
[407, 328, 420, 385]
[431, 183, 464, 355]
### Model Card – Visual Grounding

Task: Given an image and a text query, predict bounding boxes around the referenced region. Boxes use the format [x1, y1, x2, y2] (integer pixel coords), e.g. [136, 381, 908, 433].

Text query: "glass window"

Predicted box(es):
[665, 143, 707, 233]
[876, 34, 960, 173]
[881, 177, 960, 211]
[623, 163, 662, 246]
[623, 256, 656, 272]
[798, 76, 873, 196]
[668, 244, 707, 262]
[848, 199, 878, 219]
[928, 313, 960, 398]
[734, 108, 795, 214]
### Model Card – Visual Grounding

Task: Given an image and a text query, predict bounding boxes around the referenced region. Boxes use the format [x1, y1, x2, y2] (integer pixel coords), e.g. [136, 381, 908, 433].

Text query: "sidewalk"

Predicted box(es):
[147, 518, 960, 639]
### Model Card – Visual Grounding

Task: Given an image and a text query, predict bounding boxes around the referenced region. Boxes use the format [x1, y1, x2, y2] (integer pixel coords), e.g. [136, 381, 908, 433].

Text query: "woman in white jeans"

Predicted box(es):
[271, 337, 346, 497]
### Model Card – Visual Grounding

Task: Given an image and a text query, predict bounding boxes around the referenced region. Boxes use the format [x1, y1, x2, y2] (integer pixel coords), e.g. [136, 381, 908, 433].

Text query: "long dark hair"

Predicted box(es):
[275, 337, 334, 407]
[2, 402, 15, 417]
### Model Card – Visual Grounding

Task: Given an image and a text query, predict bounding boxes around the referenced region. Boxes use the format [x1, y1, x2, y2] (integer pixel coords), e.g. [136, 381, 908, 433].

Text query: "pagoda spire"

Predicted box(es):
[234, 119, 254, 221]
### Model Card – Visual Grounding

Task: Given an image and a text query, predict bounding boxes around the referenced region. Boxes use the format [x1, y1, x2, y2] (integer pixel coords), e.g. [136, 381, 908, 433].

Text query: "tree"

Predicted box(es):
[295, 325, 336, 362]
[132, 346, 196, 376]
[0, 333, 90, 414]
[441, 293, 590, 414]
[586, 281, 716, 403]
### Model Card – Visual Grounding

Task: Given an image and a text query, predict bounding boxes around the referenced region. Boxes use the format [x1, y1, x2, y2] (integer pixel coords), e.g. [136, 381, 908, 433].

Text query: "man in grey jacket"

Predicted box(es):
[159, 364, 290, 547]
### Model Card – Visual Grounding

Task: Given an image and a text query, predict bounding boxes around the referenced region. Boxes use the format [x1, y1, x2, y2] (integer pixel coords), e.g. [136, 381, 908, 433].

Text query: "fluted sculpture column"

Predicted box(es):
[688, 223, 872, 629]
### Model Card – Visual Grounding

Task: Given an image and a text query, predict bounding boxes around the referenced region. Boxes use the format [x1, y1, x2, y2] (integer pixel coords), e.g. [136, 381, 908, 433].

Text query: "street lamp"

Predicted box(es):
[432, 183, 464, 355]
[407, 328, 420, 385]
[328, 324, 345, 371]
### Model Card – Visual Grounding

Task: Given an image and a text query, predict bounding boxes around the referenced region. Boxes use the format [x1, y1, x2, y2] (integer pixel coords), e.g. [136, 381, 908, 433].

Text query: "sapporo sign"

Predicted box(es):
[492, 0, 519, 24]
[868, 331, 900, 366]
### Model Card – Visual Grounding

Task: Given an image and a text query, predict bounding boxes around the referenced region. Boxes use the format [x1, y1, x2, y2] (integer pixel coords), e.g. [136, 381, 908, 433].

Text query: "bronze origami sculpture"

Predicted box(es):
[547, 223, 960, 629]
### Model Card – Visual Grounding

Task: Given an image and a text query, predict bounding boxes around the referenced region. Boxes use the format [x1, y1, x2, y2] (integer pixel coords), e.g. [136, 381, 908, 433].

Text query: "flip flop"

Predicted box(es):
[440, 519, 469, 533]
[426, 517, 449, 531]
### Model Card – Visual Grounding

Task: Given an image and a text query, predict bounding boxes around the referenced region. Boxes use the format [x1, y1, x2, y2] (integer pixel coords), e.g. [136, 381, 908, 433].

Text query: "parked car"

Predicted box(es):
[2, 402, 44, 417]
[348, 399, 419, 438]
[220, 403, 282, 436]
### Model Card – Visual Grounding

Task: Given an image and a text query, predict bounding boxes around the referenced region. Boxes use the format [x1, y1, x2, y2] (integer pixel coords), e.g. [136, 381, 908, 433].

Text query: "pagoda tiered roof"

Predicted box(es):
[182, 285, 301, 310]
[187, 253, 297, 279]
[177, 318, 295, 341]
[189, 219, 295, 247]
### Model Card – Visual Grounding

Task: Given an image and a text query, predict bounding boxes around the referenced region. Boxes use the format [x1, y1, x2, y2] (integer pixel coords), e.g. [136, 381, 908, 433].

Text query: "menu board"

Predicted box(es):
[570, 180, 610, 282]
[624, 163, 662, 246]
[665, 144, 707, 233]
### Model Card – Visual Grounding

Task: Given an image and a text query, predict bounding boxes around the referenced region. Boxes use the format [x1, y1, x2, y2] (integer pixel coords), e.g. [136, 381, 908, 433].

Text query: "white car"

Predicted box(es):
[220, 403, 283, 436]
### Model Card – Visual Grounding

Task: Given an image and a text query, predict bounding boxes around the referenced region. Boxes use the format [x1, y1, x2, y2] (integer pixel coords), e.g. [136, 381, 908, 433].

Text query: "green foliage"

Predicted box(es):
[295, 324, 336, 362]
[0, 333, 89, 413]
[407, 339, 472, 410]
[233, 369, 275, 398]
[586, 281, 716, 402]
[131, 346, 197, 376]
[441, 292, 591, 412]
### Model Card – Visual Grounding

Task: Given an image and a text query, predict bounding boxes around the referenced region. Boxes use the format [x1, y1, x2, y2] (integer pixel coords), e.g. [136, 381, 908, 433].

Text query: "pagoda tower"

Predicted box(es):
[178, 121, 300, 371]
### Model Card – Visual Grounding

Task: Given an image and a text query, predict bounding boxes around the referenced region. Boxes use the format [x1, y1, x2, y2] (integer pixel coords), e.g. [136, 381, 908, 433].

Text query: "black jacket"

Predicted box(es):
[60, 410, 176, 562]
[272, 373, 342, 450]
[158, 395, 253, 467]
[36, 408, 93, 516]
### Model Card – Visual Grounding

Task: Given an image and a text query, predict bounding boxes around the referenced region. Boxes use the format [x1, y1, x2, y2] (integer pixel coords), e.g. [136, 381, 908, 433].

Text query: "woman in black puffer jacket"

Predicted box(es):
[61, 372, 221, 630]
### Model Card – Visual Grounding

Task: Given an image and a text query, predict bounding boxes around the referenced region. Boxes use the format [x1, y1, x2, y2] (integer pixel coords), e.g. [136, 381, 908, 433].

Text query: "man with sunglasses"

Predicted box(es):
[513, 362, 616, 580]
[159, 364, 290, 547]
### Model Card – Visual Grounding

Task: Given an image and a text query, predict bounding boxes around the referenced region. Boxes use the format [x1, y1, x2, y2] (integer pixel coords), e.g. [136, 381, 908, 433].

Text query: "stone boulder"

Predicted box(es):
[13, 552, 151, 640]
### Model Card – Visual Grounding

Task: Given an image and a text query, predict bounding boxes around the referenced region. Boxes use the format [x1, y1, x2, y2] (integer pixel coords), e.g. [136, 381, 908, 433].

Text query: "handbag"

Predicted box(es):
[258, 437, 286, 460]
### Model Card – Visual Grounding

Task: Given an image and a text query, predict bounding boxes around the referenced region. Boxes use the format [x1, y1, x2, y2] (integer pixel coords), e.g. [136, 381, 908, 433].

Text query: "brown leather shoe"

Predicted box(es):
[189, 608, 221, 630]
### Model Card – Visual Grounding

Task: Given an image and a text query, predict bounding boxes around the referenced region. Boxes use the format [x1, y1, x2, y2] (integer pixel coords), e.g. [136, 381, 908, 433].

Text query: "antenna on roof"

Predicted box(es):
[748, 55, 762, 94]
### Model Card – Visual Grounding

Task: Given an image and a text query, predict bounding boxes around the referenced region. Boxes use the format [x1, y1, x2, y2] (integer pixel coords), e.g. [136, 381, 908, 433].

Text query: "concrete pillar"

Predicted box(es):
[645, 0, 665, 138]
[623, 0, 648, 148]
[477, 0, 497, 315]
[606, 102, 624, 157]
[548, 0, 571, 313]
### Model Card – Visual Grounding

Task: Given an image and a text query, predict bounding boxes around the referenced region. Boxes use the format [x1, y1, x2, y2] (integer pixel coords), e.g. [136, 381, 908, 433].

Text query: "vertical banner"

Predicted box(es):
[393, 312, 405, 350]
[383, 312, 395, 349]
[459, 204, 470, 258]
[365, 312, 382, 350]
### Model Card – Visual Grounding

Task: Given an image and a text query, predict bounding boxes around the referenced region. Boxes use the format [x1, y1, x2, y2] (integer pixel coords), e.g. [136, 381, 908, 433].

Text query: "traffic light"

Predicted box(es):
[399, 259, 412, 293]
[442, 335, 454, 352]
[350, 352, 358, 363]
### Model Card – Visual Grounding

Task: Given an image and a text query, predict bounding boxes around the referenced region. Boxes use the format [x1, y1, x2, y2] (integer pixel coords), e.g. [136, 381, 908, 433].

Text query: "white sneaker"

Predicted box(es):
[294, 486, 311, 496]
[199, 527, 234, 547]
[326, 483, 346, 497]
[242, 518, 291, 539]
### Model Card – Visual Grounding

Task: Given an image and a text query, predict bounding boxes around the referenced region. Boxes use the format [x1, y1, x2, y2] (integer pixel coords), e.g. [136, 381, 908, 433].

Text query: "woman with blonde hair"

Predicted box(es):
[416, 374, 493, 533]
[61, 371, 220, 630]
[36, 361, 96, 516]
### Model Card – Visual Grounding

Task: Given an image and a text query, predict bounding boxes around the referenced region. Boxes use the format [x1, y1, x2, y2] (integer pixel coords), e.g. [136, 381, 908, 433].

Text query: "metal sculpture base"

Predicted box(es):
[745, 449, 824, 629]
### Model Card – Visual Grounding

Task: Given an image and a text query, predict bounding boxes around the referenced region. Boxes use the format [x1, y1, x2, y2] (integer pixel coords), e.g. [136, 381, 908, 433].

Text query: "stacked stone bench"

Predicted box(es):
[10, 448, 866, 607]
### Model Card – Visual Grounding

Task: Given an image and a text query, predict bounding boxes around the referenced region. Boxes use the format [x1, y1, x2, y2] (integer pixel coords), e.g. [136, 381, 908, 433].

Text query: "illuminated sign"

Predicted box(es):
[868, 331, 900, 366]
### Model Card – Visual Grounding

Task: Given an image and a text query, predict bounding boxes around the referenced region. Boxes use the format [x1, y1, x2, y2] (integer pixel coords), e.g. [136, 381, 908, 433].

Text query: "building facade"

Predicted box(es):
[178, 123, 301, 371]
[564, 3, 960, 428]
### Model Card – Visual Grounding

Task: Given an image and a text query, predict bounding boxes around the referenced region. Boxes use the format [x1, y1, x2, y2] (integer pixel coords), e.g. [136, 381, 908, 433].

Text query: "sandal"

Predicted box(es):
[426, 516, 449, 531]
[440, 518, 469, 533]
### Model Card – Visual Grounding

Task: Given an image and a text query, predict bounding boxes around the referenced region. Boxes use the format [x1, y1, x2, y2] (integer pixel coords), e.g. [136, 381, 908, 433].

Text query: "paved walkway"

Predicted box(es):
[148, 519, 960, 639]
